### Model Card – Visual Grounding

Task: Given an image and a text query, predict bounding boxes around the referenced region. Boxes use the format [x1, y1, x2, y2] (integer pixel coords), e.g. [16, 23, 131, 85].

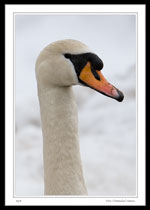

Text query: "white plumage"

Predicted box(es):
[35, 39, 123, 195]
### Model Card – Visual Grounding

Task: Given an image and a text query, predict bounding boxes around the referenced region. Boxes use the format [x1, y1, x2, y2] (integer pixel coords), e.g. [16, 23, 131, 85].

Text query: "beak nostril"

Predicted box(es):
[91, 66, 101, 81]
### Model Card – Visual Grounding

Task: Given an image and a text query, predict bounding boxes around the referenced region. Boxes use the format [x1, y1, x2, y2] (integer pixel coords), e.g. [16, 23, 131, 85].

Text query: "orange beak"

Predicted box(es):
[79, 62, 124, 102]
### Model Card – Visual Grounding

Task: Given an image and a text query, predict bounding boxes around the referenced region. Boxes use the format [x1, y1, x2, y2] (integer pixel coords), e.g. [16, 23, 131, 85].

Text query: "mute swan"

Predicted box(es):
[35, 39, 124, 195]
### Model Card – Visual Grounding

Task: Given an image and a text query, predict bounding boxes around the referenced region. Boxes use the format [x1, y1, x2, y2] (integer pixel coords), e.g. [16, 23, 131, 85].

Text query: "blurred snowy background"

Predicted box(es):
[15, 14, 136, 196]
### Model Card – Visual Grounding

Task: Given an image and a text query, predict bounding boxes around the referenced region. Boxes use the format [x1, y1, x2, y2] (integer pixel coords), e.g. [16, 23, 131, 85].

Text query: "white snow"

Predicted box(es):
[15, 14, 136, 196]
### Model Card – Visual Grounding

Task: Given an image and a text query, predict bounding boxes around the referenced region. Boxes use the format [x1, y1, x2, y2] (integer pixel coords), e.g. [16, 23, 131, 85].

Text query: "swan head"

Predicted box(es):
[36, 39, 124, 102]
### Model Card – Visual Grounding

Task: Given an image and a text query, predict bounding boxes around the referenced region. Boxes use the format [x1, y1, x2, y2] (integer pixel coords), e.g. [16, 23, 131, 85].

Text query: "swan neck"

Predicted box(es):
[38, 86, 87, 195]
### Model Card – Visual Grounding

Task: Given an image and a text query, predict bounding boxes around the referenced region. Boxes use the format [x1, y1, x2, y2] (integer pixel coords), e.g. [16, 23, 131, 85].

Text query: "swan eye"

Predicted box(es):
[64, 53, 103, 81]
[64, 53, 71, 59]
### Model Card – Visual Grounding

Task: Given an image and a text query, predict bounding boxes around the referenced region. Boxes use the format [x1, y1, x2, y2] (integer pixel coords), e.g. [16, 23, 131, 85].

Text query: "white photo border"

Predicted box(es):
[5, 4, 146, 206]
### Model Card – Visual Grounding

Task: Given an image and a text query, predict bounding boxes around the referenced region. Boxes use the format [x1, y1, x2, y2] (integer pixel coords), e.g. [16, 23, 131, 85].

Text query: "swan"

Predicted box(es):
[35, 39, 124, 195]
